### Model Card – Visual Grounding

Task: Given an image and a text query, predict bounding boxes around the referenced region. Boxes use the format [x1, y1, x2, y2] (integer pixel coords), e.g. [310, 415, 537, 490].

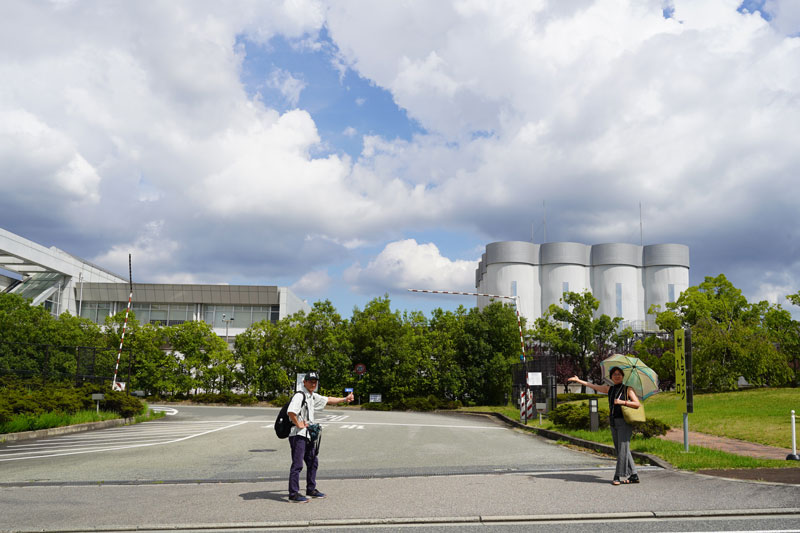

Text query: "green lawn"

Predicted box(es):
[644, 388, 800, 449]
[458, 387, 800, 471]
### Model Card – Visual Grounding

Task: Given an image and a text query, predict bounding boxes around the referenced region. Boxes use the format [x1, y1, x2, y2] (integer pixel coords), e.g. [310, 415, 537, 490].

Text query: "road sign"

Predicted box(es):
[355, 363, 366, 375]
[675, 329, 693, 413]
[369, 393, 382, 403]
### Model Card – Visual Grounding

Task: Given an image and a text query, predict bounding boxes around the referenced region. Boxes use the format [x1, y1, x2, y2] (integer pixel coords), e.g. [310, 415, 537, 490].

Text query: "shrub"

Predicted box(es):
[0, 400, 13, 424]
[101, 391, 144, 418]
[362, 402, 392, 411]
[558, 393, 601, 402]
[631, 417, 670, 439]
[549, 401, 610, 431]
[272, 393, 292, 407]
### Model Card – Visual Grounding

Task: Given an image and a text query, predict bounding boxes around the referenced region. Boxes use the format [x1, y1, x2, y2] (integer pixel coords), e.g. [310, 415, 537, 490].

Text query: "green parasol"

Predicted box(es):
[600, 353, 660, 400]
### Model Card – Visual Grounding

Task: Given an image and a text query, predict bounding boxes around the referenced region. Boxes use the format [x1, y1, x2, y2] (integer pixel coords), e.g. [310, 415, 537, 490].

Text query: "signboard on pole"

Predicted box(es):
[527, 372, 542, 386]
[675, 329, 686, 412]
[674, 329, 693, 414]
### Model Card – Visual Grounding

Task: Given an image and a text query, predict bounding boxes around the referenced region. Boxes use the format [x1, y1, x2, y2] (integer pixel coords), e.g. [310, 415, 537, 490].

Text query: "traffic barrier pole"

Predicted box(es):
[111, 255, 132, 392]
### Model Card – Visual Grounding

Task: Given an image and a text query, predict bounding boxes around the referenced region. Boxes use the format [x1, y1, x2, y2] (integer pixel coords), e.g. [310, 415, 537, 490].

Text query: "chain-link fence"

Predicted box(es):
[0, 342, 134, 389]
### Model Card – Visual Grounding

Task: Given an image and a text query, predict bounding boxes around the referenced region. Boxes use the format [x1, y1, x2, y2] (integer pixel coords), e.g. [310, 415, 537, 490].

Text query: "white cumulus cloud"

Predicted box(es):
[344, 239, 477, 294]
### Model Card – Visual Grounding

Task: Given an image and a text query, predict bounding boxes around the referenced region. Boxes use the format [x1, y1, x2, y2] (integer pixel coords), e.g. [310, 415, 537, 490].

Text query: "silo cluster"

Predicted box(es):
[476, 241, 689, 330]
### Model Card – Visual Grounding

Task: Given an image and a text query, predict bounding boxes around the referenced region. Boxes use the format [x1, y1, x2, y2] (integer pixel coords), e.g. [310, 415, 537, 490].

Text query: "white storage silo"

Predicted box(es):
[540, 242, 591, 315]
[643, 244, 690, 315]
[591, 243, 645, 323]
[481, 241, 539, 322]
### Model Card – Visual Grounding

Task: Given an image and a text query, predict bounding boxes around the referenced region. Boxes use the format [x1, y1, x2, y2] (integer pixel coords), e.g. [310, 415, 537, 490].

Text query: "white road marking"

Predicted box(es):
[148, 406, 178, 415]
[323, 421, 504, 429]
[319, 414, 350, 422]
[0, 421, 246, 462]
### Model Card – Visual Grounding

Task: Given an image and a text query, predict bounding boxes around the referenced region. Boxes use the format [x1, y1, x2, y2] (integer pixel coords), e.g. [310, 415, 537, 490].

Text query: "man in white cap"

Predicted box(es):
[287, 371, 354, 503]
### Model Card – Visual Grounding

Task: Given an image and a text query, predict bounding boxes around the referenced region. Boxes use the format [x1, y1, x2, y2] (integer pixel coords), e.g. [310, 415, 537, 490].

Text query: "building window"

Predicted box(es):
[616, 283, 623, 318]
[511, 281, 517, 297]
[203, 304, 280, 328]
[668, 284, 675, 303]
[79, 302, 113, 324]
[132, 303, 150, 323]
[562, 282, 569, 309]
[149, 304, 168, 325]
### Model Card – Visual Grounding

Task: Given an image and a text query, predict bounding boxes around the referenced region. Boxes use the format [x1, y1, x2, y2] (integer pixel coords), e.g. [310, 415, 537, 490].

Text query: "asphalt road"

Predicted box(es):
[1, 404, 799, 532]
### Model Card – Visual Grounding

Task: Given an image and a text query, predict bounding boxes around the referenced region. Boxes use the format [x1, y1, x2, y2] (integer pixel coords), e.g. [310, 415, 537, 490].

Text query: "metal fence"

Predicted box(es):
[0, 342, 134, 389]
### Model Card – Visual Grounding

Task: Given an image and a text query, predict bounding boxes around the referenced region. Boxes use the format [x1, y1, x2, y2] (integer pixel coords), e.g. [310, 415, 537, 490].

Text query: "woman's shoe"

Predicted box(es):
[612, 476, 621, 486]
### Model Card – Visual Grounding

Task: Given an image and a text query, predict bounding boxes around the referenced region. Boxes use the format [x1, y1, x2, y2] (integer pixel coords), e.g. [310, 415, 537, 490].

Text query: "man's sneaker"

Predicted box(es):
[306, 489, 326, 499]
[289, 493, 309, 503]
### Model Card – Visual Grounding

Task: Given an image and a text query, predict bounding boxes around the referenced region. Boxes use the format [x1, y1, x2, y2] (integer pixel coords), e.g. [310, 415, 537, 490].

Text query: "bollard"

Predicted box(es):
[589, 397, 599, 432]
[788, 410, 800, 461]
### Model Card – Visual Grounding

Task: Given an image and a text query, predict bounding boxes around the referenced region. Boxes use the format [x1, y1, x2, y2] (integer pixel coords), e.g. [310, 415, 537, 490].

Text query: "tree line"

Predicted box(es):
[537, 274, 799, 392]
[1, 274, 798, 405]
[0, 294, 523, 405]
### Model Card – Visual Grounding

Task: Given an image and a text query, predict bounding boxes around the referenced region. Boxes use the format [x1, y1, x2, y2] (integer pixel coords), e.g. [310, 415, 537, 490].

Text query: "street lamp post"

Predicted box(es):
[221, 313, 234, 347]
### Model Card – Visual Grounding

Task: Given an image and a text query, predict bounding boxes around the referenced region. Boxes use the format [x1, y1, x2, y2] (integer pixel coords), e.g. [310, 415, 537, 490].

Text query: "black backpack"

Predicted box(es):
[274, 392, 306, 439]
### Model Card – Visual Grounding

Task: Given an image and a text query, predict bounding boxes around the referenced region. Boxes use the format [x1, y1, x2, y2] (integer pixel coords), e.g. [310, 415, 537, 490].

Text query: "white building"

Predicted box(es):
[475, 241, 689, 331]
[0, 227, 310, 341]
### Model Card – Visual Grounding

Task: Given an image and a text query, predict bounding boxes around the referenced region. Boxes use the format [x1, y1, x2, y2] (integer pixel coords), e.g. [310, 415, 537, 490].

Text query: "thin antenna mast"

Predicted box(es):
[639, 201, 643, 246]
[543, 201, 547, 243]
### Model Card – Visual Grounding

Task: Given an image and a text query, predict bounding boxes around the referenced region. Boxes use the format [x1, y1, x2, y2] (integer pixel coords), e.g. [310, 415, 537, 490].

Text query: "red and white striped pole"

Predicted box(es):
[407, 288, 527, 362]
[111, 254, 132, 392]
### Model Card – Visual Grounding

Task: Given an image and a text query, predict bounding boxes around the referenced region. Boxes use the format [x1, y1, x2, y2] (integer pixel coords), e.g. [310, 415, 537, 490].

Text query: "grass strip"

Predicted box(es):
[457, 388, 800, 471]
[0, 405, 165, 434]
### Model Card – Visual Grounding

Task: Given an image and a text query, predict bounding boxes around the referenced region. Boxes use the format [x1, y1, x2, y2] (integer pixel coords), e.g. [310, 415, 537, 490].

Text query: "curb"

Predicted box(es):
[3, 508, 798, 532]
[0, 418, 136, 444]
[450, 410, 672, 469]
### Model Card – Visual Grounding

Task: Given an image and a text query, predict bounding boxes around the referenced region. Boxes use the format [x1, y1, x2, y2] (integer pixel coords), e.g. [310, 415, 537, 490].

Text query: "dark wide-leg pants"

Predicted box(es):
[610, 416, 638, 479]
[288, 435, 318, 496]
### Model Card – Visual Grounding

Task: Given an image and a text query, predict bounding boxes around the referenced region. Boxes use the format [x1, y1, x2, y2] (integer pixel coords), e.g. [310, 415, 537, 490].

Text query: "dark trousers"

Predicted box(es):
[288, 435, 318, 496]
[610, 416, 637, 479]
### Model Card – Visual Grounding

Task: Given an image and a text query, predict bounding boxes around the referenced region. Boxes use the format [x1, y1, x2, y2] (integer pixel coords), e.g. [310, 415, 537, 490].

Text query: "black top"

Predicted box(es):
[608, 383, 627, 419]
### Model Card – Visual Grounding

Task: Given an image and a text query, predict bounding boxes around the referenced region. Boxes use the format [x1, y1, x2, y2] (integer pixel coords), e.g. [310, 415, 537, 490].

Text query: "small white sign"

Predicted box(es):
[527, 372, 542, 386]
[369, 393, 382, 403]
[112, 382, 126, 391]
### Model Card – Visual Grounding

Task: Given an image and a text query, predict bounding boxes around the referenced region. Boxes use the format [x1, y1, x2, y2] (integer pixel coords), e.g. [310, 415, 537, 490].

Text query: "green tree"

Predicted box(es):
[427, 307, 467, 400]
[103, 311, 146, 388]
[656, 274, 792, 391]
[166, 321, 230, 394]
[348, 296, 412, 404]
[532, 291, 623, 392]
[456, 301, 521, 405]
[129, 323, 174, 396]
[298, 300, 353, 393]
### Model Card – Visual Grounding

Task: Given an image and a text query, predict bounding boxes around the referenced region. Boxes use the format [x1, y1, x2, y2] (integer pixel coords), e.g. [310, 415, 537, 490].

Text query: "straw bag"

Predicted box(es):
[619, 387, 645, 424]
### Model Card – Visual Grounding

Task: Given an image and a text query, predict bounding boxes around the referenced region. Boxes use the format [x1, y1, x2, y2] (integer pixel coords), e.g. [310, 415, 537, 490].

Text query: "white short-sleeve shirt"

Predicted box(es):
[287, 384, 328, 438]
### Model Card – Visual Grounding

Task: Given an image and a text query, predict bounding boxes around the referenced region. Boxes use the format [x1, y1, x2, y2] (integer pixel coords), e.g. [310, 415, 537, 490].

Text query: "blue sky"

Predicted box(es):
[1, 0, 799, 321]
[239, 29, 424, 161]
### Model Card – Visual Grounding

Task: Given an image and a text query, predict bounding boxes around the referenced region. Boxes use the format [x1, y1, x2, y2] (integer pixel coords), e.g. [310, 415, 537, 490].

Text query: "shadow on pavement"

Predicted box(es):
[529, 472, 610, 484]
[240, 489, 287, 502]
